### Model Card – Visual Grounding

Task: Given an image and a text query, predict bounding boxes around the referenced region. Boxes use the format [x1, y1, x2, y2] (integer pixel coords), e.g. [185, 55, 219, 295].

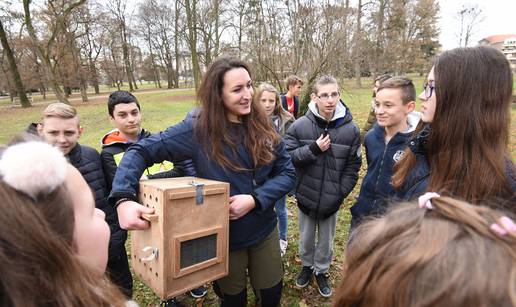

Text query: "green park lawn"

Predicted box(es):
[0, 76, 514, 306]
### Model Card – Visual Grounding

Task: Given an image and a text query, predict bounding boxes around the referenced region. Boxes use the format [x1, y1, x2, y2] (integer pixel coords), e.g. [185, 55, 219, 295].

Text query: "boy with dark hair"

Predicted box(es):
[100, 91, 204, 303]
[351, 77, 420, 229]
[285, 75, 361, 298]
[35, 103, 132, 298]
[280, 75, 304, 118]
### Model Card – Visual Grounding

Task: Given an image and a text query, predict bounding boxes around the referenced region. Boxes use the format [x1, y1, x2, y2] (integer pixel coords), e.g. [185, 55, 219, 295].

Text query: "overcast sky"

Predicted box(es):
[438, 0, 516, 50]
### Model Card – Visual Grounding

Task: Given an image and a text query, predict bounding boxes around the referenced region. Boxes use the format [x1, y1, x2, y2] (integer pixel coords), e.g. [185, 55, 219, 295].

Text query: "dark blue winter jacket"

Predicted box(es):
[394, 124, 431, 201]
[109, 111, 297, 250]
[351, 113, 420, 224]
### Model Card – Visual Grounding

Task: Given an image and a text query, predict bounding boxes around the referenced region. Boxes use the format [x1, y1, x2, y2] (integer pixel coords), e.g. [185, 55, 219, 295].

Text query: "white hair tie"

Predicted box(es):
[0, 141, 68, 198]
[418, 192, 440, 210]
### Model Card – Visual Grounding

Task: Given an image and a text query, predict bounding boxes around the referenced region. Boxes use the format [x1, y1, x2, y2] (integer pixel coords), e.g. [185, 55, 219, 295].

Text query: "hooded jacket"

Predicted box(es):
[351, 112, 421, 222]
[108, 112, 297, 251]
[100, 129, 195, 193]
[284, 100, 362, 219]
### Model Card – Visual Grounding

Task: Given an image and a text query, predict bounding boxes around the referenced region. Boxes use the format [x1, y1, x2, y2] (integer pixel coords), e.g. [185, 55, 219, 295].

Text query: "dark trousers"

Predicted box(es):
[106, 243, 133, 298]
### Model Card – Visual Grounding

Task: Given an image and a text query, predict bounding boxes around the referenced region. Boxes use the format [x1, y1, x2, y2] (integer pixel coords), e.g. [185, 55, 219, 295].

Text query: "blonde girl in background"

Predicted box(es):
[257, 82, 295, 256]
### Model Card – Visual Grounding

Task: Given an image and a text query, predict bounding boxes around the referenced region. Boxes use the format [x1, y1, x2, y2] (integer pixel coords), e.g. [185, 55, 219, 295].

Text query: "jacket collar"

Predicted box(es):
[101, 129, 149, 147]
[373, 111, 422, 141]
[408, 123, 431, 154]
[306, 100, 352, 128]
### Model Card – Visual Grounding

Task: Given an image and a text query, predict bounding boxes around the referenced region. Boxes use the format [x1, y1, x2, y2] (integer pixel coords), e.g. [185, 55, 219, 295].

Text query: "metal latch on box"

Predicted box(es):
[189, 180, 205, 205]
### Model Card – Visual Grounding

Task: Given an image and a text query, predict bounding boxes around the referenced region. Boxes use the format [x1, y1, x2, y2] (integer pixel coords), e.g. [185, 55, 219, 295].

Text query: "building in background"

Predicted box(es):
[479, 34, 516, 74]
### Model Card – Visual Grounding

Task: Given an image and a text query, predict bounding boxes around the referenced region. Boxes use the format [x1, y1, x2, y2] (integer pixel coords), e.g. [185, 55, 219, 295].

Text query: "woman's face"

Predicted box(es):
[66, 165, 110, 274]
[419, 66, 437, 123]
[259, 91, 276, 117]
[222, 68, 254, 122]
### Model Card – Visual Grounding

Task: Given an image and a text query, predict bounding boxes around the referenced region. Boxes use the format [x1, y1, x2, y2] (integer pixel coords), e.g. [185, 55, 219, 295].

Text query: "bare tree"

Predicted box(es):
[103, 0, 137, 91]
[455, 4, 484, 47]
[353, 0, 364, 87]
[181, 0, 201, 90]
[23, 0, 85, 104]
[0, 18, 31, 107]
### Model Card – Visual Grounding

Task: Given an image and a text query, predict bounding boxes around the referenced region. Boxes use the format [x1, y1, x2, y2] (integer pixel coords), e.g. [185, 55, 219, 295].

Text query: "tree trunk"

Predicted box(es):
[23, 0, 68, 104]
[213, 0, 220, 57]
[120, 20, 134, 92]
[90, 62, 100, 94]
[0, 19, 31, 107]
[185, 0, 200, 90]
[374, 0, 386, 77]
[174, 0, 181, 88]
[354, 0, 363, 88]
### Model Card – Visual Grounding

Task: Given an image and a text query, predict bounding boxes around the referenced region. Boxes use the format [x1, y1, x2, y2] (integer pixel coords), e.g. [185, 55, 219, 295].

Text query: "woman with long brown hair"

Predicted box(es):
[0, 141, 127, 307]
[110, 57, 297, 306]
[392, 46, 515, 209]
[334, 195, 516, 307]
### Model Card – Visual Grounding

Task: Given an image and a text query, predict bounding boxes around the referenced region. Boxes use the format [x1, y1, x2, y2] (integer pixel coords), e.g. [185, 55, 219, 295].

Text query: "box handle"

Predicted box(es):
[140, 246, 159, 262]
[141, 213, 159, 222]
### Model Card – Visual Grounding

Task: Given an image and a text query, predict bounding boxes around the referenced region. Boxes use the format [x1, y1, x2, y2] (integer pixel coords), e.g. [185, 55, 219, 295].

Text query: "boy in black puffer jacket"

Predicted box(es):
[285, 75, 361, 298]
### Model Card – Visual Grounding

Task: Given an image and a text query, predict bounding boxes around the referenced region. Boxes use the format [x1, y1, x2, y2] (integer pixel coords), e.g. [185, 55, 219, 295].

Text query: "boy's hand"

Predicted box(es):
[116, 200, 155, 230]
[316, 134, 331, 152]
[229, 194, 256, 220]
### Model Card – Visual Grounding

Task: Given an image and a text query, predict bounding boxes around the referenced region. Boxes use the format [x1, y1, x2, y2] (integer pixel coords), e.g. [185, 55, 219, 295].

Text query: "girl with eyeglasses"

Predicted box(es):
[392, 46, 515, 210]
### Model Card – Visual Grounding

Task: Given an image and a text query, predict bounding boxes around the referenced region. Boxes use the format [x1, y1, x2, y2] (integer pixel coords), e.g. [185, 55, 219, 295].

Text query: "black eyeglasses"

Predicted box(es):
[423, 82, 435, 99]
[317, 92, 340, 100]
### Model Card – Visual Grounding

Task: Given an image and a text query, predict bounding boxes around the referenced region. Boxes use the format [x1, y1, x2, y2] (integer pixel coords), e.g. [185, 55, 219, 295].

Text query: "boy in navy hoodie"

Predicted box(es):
[351, 77, 420, 229]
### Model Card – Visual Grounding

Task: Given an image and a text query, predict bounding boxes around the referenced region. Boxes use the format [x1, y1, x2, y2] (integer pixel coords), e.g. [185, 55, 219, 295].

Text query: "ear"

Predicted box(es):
[78, 126, 83, 137]
[311, 93, 317, 101]
[37, 123, 44, 136]
[109, 115, 115, 123]
[406, 101, 416, 113]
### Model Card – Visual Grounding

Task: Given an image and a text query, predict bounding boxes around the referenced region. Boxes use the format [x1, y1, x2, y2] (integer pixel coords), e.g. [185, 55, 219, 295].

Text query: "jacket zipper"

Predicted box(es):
[372, 141, 389, 209]
[315, 122, 330, 217]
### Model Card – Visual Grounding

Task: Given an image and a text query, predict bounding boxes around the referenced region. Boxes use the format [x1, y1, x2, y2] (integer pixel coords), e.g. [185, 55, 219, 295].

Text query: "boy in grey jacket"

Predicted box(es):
[285, 75, 361, 297]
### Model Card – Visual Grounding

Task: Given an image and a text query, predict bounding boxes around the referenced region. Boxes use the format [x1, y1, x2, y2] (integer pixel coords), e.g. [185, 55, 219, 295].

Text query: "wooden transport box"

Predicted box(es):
[131, 177, 230, 300]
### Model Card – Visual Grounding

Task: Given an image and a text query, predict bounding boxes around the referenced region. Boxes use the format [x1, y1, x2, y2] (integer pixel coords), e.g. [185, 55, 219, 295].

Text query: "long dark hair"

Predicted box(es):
[195, 56, 280, 170]
[0, 181, 126, 307]
[393, 46, 514, 204]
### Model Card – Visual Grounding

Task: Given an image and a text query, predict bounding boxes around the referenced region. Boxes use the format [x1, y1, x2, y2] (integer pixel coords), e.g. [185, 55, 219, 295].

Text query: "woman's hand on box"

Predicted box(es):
[229, 194, 256, 220]
[117, 200, 155, 230]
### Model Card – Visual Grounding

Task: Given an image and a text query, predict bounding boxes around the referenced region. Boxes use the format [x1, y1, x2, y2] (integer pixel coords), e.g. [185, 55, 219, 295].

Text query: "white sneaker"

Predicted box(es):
[279, 239, 288, 257]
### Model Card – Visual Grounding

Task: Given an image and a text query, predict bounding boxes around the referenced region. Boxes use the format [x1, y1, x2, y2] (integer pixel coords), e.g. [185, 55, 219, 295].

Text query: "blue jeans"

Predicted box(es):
[275, 196, 288, 241]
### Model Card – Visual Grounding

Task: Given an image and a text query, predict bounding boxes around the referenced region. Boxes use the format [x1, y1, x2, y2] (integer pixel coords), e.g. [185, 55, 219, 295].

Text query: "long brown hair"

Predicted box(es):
[334, 196, 516, 307]
[0, 178, 125, 306]
[393, 46, 514, 204]
[195, 56, 280, 170]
